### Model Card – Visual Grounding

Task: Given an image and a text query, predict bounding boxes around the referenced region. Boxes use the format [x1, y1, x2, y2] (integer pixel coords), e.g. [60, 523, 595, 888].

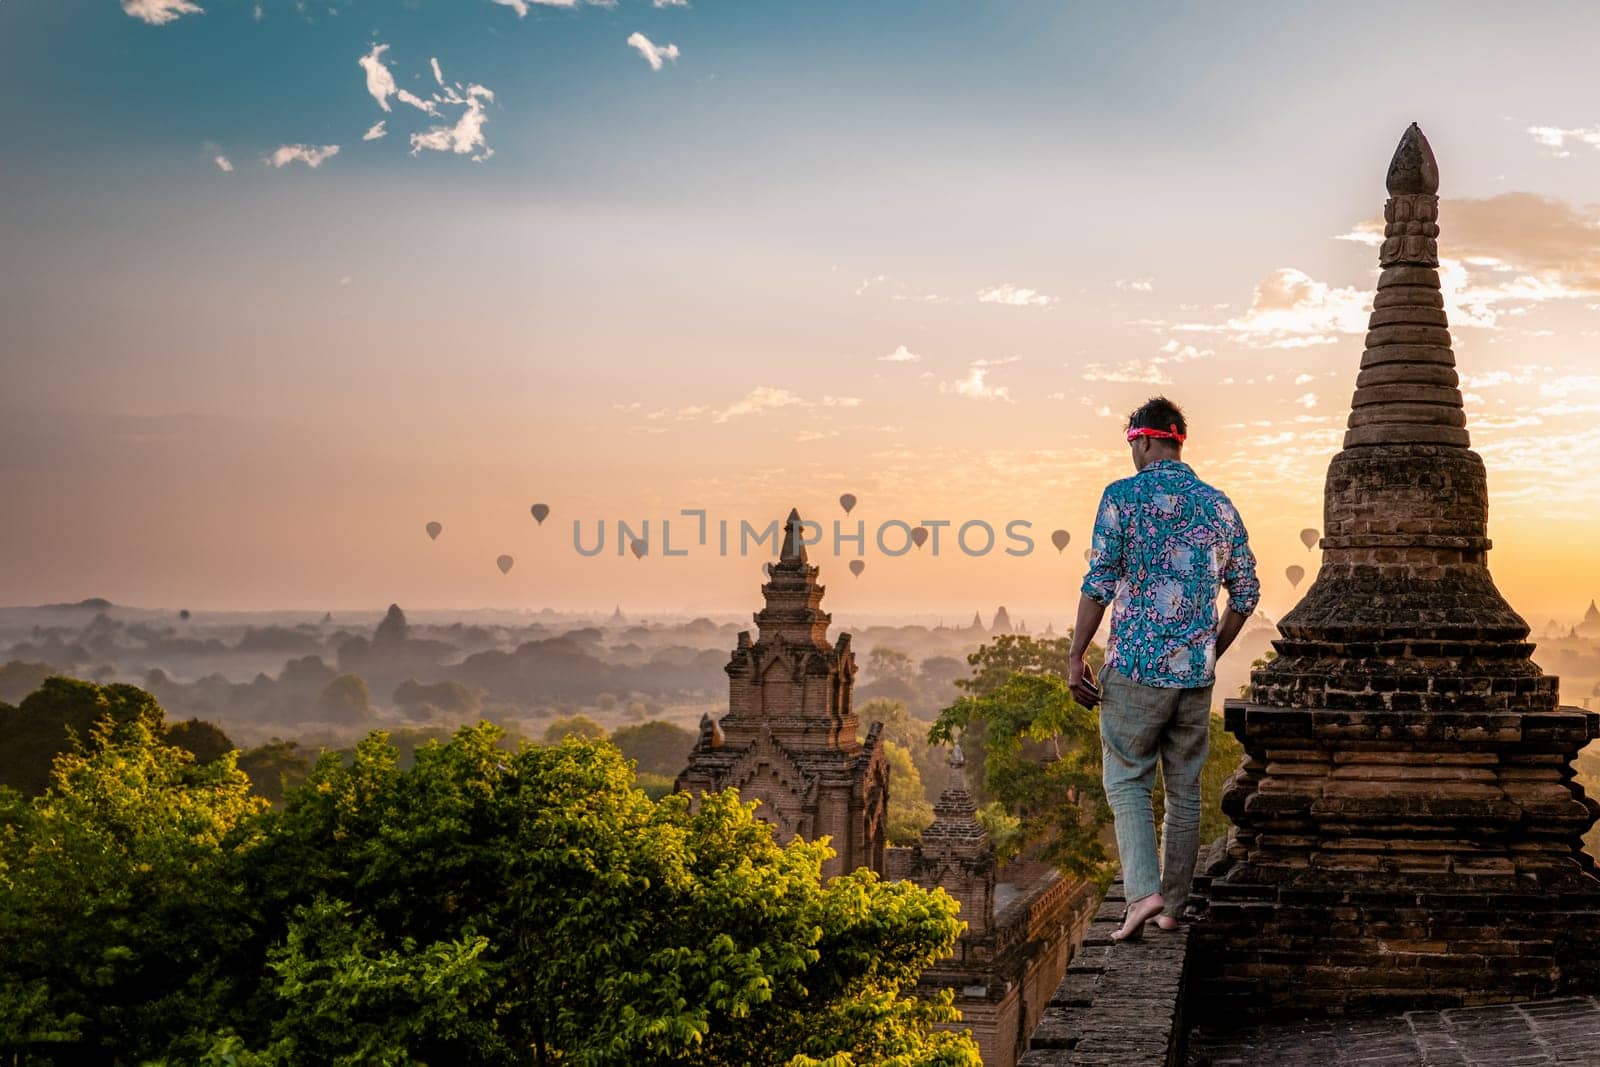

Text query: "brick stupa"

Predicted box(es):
[676, 508, 889, 878]
[1192, 124, 1600, 1017]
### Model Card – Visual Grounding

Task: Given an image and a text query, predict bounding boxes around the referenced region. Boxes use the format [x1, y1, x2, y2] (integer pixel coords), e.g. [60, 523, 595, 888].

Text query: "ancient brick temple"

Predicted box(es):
[1191, 124, 1600, 1017]
[886, 744, 1098, 1067]
[676, 508, 889, 879]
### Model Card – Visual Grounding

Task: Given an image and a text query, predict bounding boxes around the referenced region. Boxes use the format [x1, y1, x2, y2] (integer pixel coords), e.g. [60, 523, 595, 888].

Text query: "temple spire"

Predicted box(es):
[1253, 122, 1550, 710]
[779, 507, 807, 563]
[1345, 122, 1466, 449]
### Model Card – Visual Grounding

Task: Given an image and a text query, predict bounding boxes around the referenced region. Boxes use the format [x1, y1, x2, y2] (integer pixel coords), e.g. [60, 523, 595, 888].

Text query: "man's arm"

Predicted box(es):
[1215, 606, 1249, 660]
[1068, 593, 1107, 708]
[1216, 500, 1260, 662]
[1070, 488, 1124, 708]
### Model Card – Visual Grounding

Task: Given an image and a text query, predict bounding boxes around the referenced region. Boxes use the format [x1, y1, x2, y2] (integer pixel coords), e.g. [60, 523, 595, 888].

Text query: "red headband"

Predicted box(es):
[1126, 424, 1186, 443]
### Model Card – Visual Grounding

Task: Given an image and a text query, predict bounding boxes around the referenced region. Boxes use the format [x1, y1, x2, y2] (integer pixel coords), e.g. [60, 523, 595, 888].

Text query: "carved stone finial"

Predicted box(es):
[1386, 122, 1439, 196]
[779, 507, 807, 563]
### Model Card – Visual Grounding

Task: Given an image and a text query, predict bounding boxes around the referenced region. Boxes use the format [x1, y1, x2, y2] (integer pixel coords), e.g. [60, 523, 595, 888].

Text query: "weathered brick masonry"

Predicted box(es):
[1188, 124, 1600, 1019]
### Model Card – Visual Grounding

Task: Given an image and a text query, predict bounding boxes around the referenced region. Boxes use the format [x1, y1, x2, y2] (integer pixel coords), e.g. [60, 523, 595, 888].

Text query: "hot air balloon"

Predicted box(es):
[178, 609, 190, 621]
[911, 527, 929, 549]
[496, 555, 514, 575]
[631, 539, 646, 560]
[1299, 527, 1319, 550]
[849, 559, 865, 577]
[426, 521, 442, 540]
[1051, 529, 1071, 553]
[839, 493, 857, 514]
[531, 504, 550, 525]
[1286, 564, 1305, 588]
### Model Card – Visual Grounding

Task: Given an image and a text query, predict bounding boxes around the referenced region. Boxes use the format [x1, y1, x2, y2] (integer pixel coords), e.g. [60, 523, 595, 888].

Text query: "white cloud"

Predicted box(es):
[122, 0, 203, 25]
[627, 32, 680, 71]
[431, 57, 445, 86]
[1116, 277, 1154, 293]
[1081, 360, 1172, 385]
[715, 387, 806, 423]
[977, 283, 1057, 308]
[1227, 268, 1370, 343]
[1526, 124, 1600, 158]
[1154, 339, 1212, 364]
[491, 0, 610, 12]
[795, 429, 837, 443]
[359, 43, 396, 111]
[397, 89, 440, 116]
[855, 275, 949, 303]
[1296, 392, 1319, 409]
[821, 396, 862, 408]
[940, 366, 1013, 402]
[266, 144, 340, 168]
[410, 84, 495, 162]
[1293, 373, 1315, 385]
[879, 344, 922, 364]
[212, 155, 233, 172]
[971, 355, 1020, 367]
[363, 120, 387, 141]
[654, 0, 689, 6]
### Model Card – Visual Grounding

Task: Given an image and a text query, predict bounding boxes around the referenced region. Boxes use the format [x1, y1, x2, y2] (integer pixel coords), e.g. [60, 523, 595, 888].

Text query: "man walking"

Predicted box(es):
[1067, 396, 1260, 942]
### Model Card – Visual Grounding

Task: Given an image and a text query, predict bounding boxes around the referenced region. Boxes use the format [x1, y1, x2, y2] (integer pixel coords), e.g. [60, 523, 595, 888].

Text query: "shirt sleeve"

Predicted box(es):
[1081, 486, 1126, 605]
[1222, 504, 1261, 616]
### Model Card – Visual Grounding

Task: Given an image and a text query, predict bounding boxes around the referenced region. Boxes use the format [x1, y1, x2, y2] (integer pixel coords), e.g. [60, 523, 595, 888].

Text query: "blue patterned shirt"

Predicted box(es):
[1082, 459, 1260, 689]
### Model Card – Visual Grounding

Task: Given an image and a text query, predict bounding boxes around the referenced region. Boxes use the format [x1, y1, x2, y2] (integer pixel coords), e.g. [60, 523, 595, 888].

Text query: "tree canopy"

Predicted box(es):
[0, 680, 980, 1066]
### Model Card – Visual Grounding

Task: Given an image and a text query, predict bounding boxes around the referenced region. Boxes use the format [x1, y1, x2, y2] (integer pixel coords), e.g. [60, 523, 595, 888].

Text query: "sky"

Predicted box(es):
[7, 0, 1600, 626]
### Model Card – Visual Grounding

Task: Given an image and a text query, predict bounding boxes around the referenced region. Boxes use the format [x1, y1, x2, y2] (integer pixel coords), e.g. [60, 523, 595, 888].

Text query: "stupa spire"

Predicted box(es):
[1344, 122, 1466, 449]
[1253, 122, 1551, 713]
[779, 506, 807, 564]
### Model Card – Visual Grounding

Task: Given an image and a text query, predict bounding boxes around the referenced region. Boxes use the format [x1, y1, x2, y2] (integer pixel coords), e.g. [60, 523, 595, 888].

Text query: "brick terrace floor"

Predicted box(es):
[1189, 997, 1600, 1065]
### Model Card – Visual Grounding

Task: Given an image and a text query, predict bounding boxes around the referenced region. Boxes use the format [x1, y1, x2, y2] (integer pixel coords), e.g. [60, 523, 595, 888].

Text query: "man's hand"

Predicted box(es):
[1215, 607, 1249, 660]
[1069, 593, 1109, 709]
[1068, 653, 1101, 709]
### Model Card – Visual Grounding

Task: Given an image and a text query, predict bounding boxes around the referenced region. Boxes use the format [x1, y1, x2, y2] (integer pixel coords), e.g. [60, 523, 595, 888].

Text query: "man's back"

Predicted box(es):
[1082, 458, 1259, 688]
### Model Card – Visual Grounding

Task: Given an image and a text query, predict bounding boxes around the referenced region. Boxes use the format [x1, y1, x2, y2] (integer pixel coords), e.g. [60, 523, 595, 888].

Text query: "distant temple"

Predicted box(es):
[991, 606, 1013, 634]
[1577, 599, 1600, 639]
[677, 508, 1095, 1065]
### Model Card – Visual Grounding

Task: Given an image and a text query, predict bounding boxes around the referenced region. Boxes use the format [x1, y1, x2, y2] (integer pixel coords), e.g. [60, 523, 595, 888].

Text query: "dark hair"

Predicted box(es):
[1126, 395, 1187, 439]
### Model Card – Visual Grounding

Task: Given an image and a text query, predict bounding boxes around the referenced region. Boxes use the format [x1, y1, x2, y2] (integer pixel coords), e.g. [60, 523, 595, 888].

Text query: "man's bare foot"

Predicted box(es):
[1154, 914, 1181, 931]
[1111, 892, 1164, 942]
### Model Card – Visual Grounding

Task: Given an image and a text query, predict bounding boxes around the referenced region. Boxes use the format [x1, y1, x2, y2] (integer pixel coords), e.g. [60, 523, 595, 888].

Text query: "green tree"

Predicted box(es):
[313, 675, 372, 726]
[867, 646, 916, 684]
[882, 741, 934, 844]
[0, 707, 267, 1059]
[0, 676, 169, 797]
[953, 634, 1093, 698]
[237, 739, 311, 808]
[609, 719, 696, 778]
[228, 728, 977, 1065]
[859, 698, 943, 806]
[166, 718, 237, 764]
[931, 670, 1111, 878]
[542, 713, 606, 743]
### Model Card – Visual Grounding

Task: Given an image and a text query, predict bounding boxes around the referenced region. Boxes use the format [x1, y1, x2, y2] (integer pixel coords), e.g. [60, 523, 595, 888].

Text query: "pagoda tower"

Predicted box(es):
[676, 508, 889, 878]
[1193, 125, 1600, 1016]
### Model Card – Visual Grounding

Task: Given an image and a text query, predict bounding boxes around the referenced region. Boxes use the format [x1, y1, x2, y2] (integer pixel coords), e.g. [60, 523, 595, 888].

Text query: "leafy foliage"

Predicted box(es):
[0, 708, 267, 1058]
[931, 671, 1110, 876]
[882, 741, 933, 844]
[610, 718, 697, 778]
[0, 680, 978, 1066]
